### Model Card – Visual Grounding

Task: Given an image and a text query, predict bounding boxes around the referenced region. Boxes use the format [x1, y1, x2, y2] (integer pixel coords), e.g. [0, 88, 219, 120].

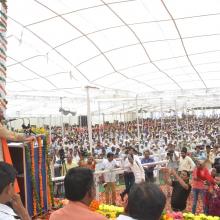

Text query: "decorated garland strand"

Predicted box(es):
[0, 0, 7, 108]
[37, 136, 44, 209]
[30, 141, 37, 215]
[44, 136, 54, 207]
[24, 142, 42, 215]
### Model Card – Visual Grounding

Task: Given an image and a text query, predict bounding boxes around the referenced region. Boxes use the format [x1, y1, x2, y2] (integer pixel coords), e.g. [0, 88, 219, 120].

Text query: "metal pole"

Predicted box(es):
[98, 101, 102, 141]
[136, 95, 140, 144]
[79, 115, 82, 128]
[141, 105, 144, 134]
[175, 100, 179, 149]
[49, 114, 52, 144]
[102, 113, 105, 125]
[60, 97, 64, 139]
[123, 103, 126, 138]
[68, 115, 71, 125]
[203, 96, 206, 126]
[160, 98, 163, 137]
[86, 87, 93, 153]
[186, 104, 189, 131]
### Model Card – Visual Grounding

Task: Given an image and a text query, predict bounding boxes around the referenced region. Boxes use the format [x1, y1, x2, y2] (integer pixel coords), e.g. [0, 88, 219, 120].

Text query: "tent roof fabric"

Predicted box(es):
[5, 0, 220, 116]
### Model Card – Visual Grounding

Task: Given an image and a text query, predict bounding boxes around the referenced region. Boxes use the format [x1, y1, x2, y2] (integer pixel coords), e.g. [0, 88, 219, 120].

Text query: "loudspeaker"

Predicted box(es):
[78, 115, 88, 127]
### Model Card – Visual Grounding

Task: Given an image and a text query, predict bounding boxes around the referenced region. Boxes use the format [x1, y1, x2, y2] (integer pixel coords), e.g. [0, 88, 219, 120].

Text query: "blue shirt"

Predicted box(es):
[141, 157, 155, 173]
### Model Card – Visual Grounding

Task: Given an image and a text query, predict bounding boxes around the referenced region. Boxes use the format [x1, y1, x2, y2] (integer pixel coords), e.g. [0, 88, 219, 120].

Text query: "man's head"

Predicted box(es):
[195, 145, 200, 153]
[195, 159, 205, 168]
[69, 148, 73, 155]
[64, 167, 95, 205]
[107, 152, 114, 162]
[73, 148, 78, 156]
[167, 150, 174, 158]
[144, 150, 150, 159]
[180, 170, 190, 182]
[0, 162, 17, 203]
[126, 182, 166, 220]
[116, 148, 120, 154]
[206, 145, 211, 153]
[87, 155, 93, 164]
[67, 155, 73, 164]
[213, 145, 219, 152]
[181, 147, 187, 158]
[211, 168, 217, 177]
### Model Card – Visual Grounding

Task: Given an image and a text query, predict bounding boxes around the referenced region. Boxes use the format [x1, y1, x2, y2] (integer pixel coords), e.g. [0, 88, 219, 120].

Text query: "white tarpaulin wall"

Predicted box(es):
[5, 0, 220, 117]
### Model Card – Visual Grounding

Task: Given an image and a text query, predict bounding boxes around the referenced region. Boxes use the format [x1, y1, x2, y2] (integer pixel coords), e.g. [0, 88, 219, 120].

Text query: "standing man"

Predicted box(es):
[124, 146, 144, 183]
[178, 147, 195, 173]
[120, 148, 135, 202]
[102, 152, 119, 205]
[141, 150, 155, 182]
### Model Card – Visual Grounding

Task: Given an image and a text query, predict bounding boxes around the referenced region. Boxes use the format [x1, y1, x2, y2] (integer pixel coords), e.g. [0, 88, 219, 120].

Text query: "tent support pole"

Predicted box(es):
[86, 87, 93, 153]
[98, 101, 102, 142]
[60, 97, 64, 139]
[136, 95, 140, 145]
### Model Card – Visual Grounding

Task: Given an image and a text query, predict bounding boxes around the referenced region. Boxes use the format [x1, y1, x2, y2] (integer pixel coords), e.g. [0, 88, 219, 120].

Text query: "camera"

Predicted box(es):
[167, 150, 174, 157]
[59, 148, 65, 164]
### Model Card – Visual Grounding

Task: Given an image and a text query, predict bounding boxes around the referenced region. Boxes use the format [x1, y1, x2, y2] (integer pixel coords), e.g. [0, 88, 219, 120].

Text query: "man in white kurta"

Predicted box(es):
[125, 155, 145, 183]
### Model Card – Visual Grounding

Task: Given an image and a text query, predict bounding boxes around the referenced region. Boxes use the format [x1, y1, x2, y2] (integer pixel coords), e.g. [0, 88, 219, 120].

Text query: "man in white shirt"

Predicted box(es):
[178, 147, 195, 173]
[0, 162, 30, 220]
[120, 148, 135, 202]
[102, 153, 119, 205]
[124, 147, 145, 184]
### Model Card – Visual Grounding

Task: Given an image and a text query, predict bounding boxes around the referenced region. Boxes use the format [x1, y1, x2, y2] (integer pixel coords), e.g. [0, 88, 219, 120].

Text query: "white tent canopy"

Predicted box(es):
[5, 0, 220, 117]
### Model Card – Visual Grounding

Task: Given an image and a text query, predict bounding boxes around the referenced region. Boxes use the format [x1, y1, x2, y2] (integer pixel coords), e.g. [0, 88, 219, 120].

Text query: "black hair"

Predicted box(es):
[182, 170, 190, 178]
[64, 167, 94, 201]
[127, 182, 166, 220]
[181, 147, 187, 153]
[107, 152, 114, 158]
[0, 162, 17, 194]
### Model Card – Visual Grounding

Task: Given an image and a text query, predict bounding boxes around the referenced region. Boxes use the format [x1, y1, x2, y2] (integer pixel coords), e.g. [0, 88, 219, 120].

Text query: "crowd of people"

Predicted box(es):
[49, 116, 220, 217]
[0, 87, 220, 220]
[2, 115, 220, 219]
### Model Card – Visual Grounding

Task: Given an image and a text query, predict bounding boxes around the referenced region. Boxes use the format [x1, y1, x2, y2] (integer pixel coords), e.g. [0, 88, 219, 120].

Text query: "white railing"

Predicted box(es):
[52, 160, 168, 199]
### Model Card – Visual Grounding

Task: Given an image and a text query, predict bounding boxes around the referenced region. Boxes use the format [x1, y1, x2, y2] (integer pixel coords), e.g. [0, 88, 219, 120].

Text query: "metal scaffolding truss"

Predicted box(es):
[5, 0, 220, 116]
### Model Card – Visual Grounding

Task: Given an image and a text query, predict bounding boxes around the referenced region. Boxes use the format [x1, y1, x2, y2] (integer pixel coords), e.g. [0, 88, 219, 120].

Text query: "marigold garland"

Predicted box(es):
[37, 136, 44, 209]
[44, 136, 54, 207]
[89, 200, 100, 211]
[25, 142, 42, 215]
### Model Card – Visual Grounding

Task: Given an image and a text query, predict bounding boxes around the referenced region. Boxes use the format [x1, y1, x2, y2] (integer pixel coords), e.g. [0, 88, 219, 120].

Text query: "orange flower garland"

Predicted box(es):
[89, 200, 100, 211]
[30, 140, 37, 216]
[46, 166, 52, 208]
[45, 136, 54, 208]
[37, 136, 44, 209]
